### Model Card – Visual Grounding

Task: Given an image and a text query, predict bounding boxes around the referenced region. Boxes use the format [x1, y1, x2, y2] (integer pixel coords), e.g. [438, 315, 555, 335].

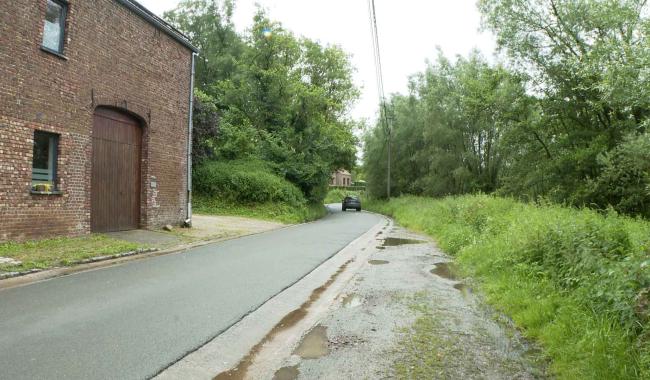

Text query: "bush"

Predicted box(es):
[366, 194, 650, 379]
[324, 188, 363, 204]
[193, 159, 305, 207]
[192, 159, 328, 223]
[192, 195, 326, 224]
[589, 133, 650, 217]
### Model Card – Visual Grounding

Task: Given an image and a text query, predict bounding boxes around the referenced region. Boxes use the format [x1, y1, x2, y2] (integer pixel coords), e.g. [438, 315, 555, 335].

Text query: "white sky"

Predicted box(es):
[139, 0, 496, 123]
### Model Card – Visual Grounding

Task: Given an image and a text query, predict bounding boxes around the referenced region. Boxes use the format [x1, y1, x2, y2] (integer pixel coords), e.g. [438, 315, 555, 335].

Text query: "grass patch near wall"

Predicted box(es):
[0, 235, 142, 272]
[193, 159, 327, 224]
[366, 195, 650, 379]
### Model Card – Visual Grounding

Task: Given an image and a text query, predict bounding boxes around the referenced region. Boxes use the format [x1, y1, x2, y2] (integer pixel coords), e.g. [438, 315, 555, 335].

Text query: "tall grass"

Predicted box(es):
[366, 195, 650, 379]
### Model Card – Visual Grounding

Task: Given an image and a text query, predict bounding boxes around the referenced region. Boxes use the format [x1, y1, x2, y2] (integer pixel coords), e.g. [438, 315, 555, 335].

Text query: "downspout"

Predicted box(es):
[186, 52, 197, 227]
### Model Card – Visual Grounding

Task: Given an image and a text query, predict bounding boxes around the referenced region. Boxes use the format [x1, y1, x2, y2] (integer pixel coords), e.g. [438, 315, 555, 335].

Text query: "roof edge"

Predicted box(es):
[115, 0, 199, 53]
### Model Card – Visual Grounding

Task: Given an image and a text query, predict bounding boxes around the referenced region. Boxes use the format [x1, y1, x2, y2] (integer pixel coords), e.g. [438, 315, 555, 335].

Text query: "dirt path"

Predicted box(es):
[183, 214, 285, 240]
[262, 224, 545, 379]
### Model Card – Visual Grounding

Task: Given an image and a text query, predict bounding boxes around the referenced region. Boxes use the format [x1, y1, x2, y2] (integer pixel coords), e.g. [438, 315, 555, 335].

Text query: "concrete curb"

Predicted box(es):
[0, 248, 160, 281]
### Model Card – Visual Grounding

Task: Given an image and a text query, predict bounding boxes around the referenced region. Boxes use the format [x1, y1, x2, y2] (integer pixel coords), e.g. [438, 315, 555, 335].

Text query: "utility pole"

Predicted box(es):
[386, 121, 391, 199]
[368, 0, 391, 199]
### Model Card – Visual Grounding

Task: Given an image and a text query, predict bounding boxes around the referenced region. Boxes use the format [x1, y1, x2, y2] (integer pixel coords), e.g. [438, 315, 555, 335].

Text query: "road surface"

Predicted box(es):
[0, 206, 382, 380]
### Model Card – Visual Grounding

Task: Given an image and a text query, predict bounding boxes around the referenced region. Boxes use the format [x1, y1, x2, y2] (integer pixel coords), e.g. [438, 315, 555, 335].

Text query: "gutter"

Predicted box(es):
[115, 0, 199, 53]
[186, 52, 197, 226]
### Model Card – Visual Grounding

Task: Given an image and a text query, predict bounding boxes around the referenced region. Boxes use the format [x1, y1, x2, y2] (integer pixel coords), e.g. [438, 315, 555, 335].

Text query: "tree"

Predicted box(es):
[479, 0, 650, 205]
[164, 0, 244, 100]
[191, 89, 219, 165]
[364, 53, 529, 198]
[166, 4, 360, 202]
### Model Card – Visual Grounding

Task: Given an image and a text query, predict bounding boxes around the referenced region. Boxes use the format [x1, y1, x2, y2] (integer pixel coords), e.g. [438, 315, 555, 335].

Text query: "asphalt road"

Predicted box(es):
[0, 206, 382, 380]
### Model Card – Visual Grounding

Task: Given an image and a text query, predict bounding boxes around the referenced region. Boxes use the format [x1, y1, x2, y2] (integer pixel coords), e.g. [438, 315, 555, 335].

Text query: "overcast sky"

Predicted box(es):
[139, 0, 496, 123]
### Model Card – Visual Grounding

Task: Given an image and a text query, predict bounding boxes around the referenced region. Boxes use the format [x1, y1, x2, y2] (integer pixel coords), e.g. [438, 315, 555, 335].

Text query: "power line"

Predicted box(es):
[367, 0, 391, 198]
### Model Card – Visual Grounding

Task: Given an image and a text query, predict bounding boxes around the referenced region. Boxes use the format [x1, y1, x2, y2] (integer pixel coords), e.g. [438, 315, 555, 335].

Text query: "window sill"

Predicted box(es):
[40, 46, 68, 60]
[30, 190, 63, 196]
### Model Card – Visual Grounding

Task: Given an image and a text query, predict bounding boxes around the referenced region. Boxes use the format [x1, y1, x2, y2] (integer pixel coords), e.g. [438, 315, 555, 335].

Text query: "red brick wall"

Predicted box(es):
[0, 0, 192, 241]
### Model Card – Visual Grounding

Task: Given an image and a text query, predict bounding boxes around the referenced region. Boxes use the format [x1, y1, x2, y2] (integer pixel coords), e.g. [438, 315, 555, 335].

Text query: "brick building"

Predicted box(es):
[0, 0, 198, 241]
[330, 169, 352, 187]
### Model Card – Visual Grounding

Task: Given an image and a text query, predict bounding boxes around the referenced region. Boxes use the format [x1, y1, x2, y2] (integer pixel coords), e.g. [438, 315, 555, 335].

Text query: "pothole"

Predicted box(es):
[381, 237, 427, 246]
[272, 365, 299, 380]
[430, 262, 458, 280]
[293, 325, 330, 359]
[368, 260, 389, 265]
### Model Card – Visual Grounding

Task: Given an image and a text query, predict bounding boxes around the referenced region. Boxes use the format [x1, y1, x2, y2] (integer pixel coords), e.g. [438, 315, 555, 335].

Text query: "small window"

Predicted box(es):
[42, 0, 67, 54]
[32, 131, 59, 191]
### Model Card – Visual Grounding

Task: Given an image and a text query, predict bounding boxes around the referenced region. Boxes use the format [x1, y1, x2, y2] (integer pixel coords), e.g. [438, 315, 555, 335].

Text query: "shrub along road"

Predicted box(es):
[0, 206, 382, 380]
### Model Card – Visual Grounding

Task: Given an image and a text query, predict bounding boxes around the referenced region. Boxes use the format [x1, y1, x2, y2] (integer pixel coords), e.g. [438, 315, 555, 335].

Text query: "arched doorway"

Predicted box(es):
[91, 107, 142, 232]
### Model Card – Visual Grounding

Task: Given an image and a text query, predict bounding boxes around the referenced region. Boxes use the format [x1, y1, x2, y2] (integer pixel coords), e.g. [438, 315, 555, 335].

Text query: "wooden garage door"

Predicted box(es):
[91, 108, 142, 232]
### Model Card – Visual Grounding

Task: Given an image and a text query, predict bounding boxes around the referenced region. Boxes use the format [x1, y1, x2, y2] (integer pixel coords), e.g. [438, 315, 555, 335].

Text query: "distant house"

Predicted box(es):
[330, 169, 352, 187]
[0, 0, 199, 241]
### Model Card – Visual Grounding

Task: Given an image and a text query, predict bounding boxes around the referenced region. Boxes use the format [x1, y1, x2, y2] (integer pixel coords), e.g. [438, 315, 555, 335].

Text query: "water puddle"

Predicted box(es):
[381, 237, 426, 246]
[342, 294, 362, 308]
[272, 365, 299, 380]
[430, 262, 458, 280]
[214, 260, 352, 379]
[293, 325, 330, 359]
[453, 283, 472, 298]
[368, 260, 389, 265]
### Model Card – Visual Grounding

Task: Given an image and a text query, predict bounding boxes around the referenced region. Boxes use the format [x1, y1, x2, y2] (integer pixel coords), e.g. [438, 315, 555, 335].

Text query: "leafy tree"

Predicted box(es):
[589, 133, 650, 216]
[164, 0, 244, 99]
[479, 0, 650, 206]
[191, 89, 219, 165]
[365, 0, 650, 217]
[237, 13, 359, 201]
[166, 4, 359, 202]
[364, 53, 529, 198]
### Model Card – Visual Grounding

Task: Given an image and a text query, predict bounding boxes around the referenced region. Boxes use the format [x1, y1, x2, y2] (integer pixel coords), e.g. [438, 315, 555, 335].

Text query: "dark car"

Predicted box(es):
[342, 195, 361, 212]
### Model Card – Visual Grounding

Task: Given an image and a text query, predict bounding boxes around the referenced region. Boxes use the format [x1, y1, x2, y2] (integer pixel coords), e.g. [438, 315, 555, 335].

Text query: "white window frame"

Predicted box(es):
[32, 131, 59, 186]
[41, 0, 68, 55]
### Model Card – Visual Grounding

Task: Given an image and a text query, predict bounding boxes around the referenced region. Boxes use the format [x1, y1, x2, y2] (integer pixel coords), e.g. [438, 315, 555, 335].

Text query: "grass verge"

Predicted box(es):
[0, 235, 143, 273]
[366, 194, 649, 379]
[193, 195, 327, 224]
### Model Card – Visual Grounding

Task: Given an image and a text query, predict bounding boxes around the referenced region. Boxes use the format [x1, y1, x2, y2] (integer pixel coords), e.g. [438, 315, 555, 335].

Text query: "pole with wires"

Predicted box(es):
[367, 0, 391, 199]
